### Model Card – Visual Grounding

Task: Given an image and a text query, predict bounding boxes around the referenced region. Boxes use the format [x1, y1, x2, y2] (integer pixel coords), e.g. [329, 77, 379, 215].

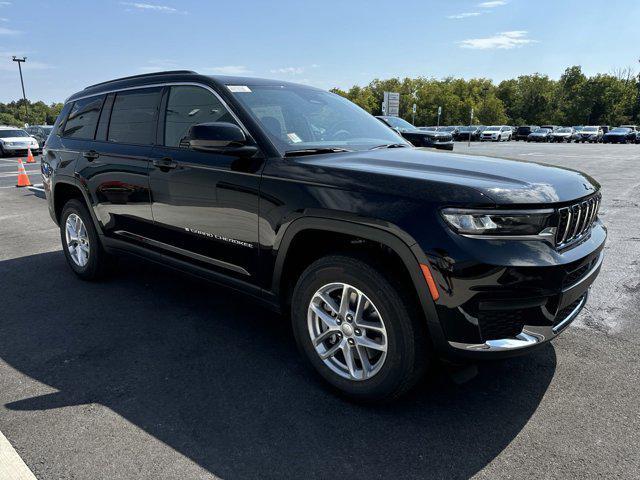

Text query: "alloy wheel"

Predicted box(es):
[307, 282, 388, 381]
[65, 213, 90, 267]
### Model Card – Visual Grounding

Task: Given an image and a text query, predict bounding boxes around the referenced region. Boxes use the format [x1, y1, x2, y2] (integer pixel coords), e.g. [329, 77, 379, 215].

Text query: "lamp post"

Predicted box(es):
[12, 56, 28, 124]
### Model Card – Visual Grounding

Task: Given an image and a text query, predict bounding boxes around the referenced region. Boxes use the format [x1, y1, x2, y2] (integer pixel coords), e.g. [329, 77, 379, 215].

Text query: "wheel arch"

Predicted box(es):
[271, 216, 447, 349]
[52, 178, 103, 235]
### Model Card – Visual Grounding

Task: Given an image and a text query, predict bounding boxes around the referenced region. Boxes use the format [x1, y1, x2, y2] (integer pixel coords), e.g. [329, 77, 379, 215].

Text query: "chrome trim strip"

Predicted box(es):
[553, 294, 588, 333]
[562, 251, 604, 292]
[572, 204, 582, 238]
[460, 229, 555, 242]
[114, 230, 250, 276]
[560, 207, 572, 244]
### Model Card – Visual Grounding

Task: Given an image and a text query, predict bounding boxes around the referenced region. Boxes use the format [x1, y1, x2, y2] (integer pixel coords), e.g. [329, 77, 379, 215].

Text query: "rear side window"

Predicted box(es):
[164, 86, 237, 148]
[108, 88, 162, 145]
[62, 96, 104, 139]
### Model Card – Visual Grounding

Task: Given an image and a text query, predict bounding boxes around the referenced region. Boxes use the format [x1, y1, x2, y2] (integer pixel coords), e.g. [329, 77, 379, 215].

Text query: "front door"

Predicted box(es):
[148, 85, 264, 282]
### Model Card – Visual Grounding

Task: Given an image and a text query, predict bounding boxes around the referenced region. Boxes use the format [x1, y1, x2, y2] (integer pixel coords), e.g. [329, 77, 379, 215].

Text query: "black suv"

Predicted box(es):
[43, 71, 606, 402]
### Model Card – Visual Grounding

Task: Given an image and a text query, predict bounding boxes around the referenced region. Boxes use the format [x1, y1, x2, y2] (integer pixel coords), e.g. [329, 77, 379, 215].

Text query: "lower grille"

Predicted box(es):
[477, 310, 525, 341]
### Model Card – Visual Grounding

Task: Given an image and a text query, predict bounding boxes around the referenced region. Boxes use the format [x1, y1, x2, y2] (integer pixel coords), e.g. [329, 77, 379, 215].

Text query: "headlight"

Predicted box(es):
[440, 208, 554, 236]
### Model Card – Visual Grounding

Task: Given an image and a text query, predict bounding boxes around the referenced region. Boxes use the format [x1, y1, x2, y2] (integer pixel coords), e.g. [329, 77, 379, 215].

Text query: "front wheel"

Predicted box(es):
[60, 199, 111, 280]
[291, 255, 428, 402]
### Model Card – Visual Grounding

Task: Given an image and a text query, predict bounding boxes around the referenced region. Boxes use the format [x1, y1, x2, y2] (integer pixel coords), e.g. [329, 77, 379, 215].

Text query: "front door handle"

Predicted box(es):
[153, 157, 178, 170]
[82, 150, 100, 161]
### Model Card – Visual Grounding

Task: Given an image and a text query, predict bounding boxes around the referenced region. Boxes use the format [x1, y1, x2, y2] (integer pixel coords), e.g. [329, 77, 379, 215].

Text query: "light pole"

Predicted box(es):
[12, 56, 28, 123]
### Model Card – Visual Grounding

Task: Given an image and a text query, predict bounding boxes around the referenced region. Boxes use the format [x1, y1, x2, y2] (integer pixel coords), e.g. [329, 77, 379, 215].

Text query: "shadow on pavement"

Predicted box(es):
[0, 251, 557, 480]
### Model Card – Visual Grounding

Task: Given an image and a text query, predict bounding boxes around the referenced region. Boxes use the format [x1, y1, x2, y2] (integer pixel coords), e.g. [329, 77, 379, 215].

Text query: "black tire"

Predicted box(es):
[0, 145, 5, 157]
[60, 199, 111, 280]
[291, 254, 428, 403]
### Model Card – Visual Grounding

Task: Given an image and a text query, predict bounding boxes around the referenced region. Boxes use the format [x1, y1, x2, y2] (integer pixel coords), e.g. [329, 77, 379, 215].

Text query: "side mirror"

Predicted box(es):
[188, 122, 258, 157]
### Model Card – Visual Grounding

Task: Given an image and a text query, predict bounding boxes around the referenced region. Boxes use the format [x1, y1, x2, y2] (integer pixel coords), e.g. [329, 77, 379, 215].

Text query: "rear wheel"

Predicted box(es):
[60, 199, 111, 280]
[291, 255, 428, 402]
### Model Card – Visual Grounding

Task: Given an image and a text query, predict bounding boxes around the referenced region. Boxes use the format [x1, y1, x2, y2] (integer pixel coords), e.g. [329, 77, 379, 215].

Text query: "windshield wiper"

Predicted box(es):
[369, 143, 410, 150]
[284, 147, 352, 157]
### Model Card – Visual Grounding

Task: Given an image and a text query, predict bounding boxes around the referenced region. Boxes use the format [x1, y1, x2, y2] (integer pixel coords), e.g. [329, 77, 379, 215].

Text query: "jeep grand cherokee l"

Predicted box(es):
[42, 71, 606, 402]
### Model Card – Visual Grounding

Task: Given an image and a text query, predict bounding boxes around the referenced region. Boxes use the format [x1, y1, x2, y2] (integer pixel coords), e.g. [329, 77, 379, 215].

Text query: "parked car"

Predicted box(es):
[42, 71, 606, 402]
[480, 125, 512, 142]
[376, 116, 454, 150]
[636, 131, 640, 144]
[577, 126, 603, 143]
[571, 126, 584, 143]
[25, 125, 53, 149]
[437, 126, 462, 140]
[0, 126, 40, 156]
[515, 125, 539, 141]
[551, 127, 575, 143]
[619, 125, 638, 132]
[602, 127, 637, 144]
[527, 127, 553, 142]
[456, 125, 484, 141]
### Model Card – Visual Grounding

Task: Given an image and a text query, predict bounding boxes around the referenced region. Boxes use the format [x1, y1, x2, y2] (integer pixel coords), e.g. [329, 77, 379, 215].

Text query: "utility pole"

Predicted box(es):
[12, 56, 28, 124]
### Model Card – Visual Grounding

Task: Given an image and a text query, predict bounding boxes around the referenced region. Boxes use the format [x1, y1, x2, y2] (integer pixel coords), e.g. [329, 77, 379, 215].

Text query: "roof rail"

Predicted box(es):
[84, 70, 197, 90]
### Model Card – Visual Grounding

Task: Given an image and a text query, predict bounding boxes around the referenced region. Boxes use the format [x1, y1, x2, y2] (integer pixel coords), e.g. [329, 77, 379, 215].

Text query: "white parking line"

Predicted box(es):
[0, 430, 37, 480]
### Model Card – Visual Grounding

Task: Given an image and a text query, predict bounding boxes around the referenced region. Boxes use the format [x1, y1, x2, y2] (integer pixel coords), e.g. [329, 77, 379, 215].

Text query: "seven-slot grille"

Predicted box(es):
[556, 194, 601, 247]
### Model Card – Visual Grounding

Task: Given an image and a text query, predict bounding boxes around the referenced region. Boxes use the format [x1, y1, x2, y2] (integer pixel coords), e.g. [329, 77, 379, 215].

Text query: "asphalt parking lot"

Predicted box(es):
[0, 143, 639, 480]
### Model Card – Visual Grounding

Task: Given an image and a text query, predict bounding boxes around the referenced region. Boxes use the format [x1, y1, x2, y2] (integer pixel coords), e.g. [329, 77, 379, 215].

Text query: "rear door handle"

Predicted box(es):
[153, 157, 178, 170]
[82, 150, 100, 161]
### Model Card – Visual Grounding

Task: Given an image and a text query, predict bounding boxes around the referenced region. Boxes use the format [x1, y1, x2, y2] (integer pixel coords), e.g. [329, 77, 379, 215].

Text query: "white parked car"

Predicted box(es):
[0, 126, 40, 157]
[480, 125, 512, 142]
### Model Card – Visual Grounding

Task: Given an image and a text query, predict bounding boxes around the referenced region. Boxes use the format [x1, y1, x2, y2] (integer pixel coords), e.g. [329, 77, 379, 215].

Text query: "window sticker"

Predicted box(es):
[287, 132, 302, 143]
[227, 85, 252, 93]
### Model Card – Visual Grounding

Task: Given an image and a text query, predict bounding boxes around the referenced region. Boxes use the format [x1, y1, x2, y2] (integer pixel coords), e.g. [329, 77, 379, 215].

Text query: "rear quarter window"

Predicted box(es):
[61, 96, 104, 139]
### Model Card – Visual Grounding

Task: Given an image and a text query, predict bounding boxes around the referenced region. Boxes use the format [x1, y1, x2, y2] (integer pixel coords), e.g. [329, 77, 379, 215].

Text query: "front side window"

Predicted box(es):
[229, 84, 405, 153]
[62, 96, 104, 139]
[164, 86, 237, 148]
[108, 88, 162, 145]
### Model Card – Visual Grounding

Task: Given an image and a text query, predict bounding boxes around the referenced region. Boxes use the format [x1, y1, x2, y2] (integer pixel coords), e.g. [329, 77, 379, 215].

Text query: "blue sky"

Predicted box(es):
[1, 0, 638, 103]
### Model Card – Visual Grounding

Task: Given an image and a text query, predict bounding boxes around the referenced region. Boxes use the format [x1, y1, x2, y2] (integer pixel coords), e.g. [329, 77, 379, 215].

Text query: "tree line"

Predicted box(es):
[331, 66, 640, 127]
[1, 65, 638, 128]
[0, 100, 64, 127]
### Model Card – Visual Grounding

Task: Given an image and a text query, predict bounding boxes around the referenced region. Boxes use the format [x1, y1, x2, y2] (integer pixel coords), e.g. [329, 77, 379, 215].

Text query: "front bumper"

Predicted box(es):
[424, 219, 606, 359]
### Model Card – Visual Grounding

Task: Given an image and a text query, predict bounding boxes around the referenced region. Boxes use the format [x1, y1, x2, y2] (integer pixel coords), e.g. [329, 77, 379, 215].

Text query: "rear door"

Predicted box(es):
[147, 84, 264, 282]
[76, 87, 162, 237]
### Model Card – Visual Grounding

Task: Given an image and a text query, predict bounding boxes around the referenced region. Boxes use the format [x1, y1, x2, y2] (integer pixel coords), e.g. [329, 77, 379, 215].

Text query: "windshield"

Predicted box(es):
[381, 116, 417, 131]
[459, 126, 475, 132]
[583, 127, 598, 132]
[438, 126, 455, 132]
[229, 85, 407, 153]
[485, 126, 500, 132]
[0, 129, 29, 138]
[610, 128, 631, 133]
[535, 128, 550, 133]
[574, 126, 584, 131]
[558, 128, 572, 133]
[42, 126, 53, 134]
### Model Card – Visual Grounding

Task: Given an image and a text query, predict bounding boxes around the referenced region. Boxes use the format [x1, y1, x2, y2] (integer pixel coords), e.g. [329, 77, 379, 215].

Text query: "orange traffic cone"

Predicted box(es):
[26, 148, 36, 164]
[16, 159, 32, 188]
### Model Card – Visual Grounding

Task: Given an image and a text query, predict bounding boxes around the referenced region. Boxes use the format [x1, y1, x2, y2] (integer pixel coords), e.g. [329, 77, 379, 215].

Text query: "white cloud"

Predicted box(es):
[120, 2, 185, 14]
[0, 26, 20, 34]
[447, 12, 481, 19]
[270, 66, 305, 75]
[458, 31, 537, 50]
[0, 2, 11, 6]
[0, 17, 8, 21]
[478, 0, 508, 7]
[204, 65, 252, 75]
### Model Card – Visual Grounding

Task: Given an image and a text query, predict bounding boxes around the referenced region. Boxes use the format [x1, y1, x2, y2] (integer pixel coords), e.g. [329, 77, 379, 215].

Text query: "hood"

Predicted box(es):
[297, 148, 599, 205]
